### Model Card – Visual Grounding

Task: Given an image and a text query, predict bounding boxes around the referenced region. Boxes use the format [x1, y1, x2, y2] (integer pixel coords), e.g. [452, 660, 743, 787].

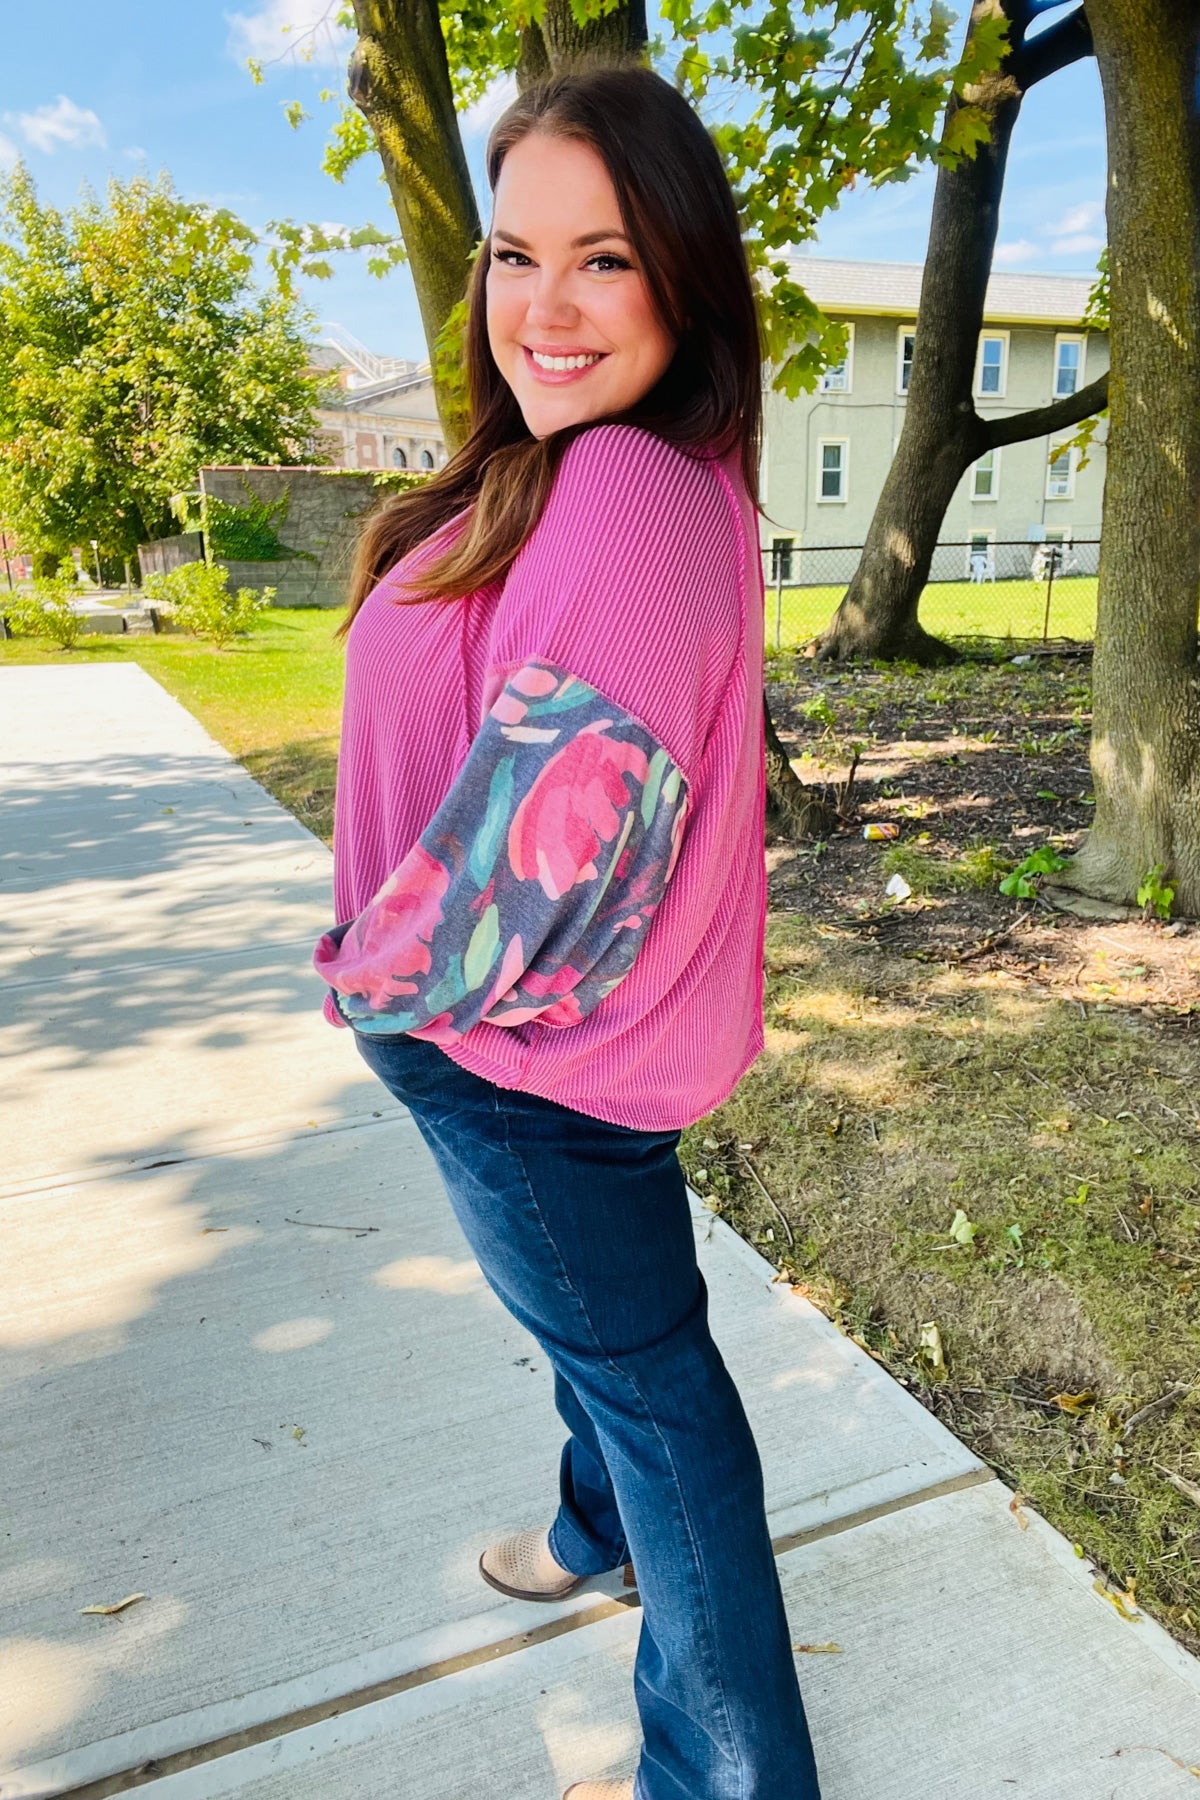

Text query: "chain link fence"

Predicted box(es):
[761, 538, 1101, 651]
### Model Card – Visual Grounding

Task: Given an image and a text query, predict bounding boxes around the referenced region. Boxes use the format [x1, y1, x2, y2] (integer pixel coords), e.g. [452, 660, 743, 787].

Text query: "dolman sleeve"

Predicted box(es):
[314, 424, 743, 1043]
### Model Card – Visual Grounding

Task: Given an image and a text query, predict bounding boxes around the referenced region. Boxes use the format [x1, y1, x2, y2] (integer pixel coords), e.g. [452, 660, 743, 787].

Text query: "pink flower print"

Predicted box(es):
[521, 964, 585, 998]
[508, 726, 650, 900]
[331, 845, 450, 1007]
[489, 663, 560, 725]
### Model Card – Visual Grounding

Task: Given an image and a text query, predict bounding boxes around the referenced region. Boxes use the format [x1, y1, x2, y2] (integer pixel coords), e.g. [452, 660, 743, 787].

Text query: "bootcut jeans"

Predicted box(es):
[352, 1029, 823, 1800]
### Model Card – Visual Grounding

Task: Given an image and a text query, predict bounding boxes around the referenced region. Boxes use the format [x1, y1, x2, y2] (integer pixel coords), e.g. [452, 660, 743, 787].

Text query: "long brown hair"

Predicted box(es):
[336, 62, 764, 641]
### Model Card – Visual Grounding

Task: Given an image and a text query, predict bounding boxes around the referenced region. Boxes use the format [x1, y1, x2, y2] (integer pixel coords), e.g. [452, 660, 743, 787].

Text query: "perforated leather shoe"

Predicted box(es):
[478, 1526, 637, 1602]
[478, 1526, 585, 1601]
[562, 1779, 636, 1800]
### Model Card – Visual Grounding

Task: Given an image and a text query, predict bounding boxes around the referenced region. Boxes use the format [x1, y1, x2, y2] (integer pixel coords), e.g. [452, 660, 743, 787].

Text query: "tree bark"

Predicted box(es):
[347, 0, 483, 452]
[815, 0, 1099, 663]
[1048, 0, 1200, 914]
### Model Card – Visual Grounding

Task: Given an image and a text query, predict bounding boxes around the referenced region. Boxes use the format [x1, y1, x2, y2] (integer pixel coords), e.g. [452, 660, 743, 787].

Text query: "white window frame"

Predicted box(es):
[965, 528, 996, 578]
[819, 323, 855, 394]
[815, 437, 849, 503]
[971, 445, 1001, 501]
[896, 326, 916, 396]
[975, 330, 1010, 399]
[1044, 526, 1074, 547]
[1053, 333, 1086, 400]
[1046, 438, 1078, 500]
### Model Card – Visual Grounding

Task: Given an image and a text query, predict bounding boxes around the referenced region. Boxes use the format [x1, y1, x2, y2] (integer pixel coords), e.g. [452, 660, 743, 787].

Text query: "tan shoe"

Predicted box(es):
[478, 1526, 584, 1601]
[479, 1526, 638, 1602]
[562, 1780, 636, 1800]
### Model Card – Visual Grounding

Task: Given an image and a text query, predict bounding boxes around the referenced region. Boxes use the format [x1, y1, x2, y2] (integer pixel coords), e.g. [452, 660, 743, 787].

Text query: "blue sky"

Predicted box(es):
[2, 1, 1106, 363]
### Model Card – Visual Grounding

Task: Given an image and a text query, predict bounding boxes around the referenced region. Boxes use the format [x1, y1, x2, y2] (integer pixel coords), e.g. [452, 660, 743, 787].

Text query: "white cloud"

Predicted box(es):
[461, 73, 518, 137]
[993, 239, 1039, 268]
[123, 145, 148, 161]
[1048, 200, 1104, 238]
[11, 95, 106, 154]
[225, 0, 353, 69]
[1050, 231, 1105, 257]
[0, 131, 19, 168]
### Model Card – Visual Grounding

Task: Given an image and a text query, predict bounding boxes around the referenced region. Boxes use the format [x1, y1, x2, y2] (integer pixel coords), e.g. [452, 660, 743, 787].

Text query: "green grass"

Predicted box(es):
[765, 576, 1099, 649]
[683, 919, 1200, 1653]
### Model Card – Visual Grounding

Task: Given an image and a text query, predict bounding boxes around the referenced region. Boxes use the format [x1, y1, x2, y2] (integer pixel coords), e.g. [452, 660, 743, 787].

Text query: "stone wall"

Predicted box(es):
[198, 466, 384, 609]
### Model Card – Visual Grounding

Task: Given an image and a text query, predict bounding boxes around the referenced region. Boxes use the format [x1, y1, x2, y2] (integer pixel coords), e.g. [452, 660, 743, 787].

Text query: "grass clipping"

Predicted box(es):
[683, 916, 1200, 1654]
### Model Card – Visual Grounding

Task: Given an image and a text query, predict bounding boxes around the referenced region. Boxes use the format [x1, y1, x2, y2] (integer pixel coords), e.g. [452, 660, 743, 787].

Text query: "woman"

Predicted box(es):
[313, 63, 823, 1800]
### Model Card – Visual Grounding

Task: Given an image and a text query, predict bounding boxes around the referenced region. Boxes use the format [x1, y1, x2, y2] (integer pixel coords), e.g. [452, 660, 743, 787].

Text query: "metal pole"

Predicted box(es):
[1042, 546, 1057, 642]
[774, 562, 783, 652]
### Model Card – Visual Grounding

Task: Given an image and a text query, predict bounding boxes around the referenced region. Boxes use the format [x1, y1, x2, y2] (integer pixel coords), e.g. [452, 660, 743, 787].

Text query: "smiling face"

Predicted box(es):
[485, 132, 679, 440]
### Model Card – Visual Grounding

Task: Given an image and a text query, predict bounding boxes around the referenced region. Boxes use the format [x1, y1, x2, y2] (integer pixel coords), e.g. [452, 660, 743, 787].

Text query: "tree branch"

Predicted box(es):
[982, 371, 1109, 450]
[1013, 5, 1093, 89]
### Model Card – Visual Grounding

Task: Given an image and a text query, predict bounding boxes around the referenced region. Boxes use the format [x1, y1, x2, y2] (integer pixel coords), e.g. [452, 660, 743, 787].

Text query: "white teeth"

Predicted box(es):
[529, 350, 602, 371]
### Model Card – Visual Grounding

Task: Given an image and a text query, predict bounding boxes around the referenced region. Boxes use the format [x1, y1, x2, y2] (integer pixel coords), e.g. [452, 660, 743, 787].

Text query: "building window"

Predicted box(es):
[1046, 438, 1077, 499]
[976, 332, 1008, 398]
[816, 438, 848, 502]
[1053, 334, 1085, 398]
[769, 536, 794, 582]
[392, 447, 407, 468]
[972, 447, 1000, 500]
[419, 448, 435, 469]
[819, 324, 854, 393]
[897, 328, 916, 394]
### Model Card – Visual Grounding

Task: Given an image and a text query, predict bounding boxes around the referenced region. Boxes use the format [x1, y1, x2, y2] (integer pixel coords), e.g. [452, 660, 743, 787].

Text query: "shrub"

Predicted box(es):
[3, 575, 88, 650]
[144, 561, 274, 649]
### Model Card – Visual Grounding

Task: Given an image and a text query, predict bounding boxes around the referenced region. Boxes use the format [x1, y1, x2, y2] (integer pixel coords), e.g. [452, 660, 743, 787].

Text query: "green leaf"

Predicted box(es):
[937, 103, 992, 169]
[283, 101, 311, 131]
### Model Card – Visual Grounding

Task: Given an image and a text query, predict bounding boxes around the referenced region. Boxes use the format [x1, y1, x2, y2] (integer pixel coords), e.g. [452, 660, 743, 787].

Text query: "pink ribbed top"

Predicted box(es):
[322, 422, 766, 1130]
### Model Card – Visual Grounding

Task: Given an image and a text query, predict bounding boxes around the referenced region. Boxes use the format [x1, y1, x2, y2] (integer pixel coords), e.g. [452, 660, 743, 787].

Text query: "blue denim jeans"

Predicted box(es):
[352, 1032, 822, 1800]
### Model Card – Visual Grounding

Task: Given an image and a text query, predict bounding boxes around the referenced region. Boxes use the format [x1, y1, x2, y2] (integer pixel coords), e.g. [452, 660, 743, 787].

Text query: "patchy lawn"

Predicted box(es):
[8, 618, 1198, 1653]
[681, 646, 1200, 1657]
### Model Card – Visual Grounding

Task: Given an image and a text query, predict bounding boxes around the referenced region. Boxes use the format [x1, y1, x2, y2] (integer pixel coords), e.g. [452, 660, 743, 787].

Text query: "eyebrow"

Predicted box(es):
[492, 228, 631, 250]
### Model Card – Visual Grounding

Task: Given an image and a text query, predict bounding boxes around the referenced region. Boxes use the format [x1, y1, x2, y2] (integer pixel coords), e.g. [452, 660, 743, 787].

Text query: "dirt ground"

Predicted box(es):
[765, 647, 1199, 1026]
[679, 646, 1200, 1658]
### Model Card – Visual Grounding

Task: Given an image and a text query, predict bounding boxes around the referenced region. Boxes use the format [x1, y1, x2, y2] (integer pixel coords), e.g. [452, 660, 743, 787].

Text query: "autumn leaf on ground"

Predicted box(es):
[1050, 1390, 1097, 1414]
[1009, 1491, 1030, 1529]
[792, 1641, 843, 1654]
[1092, 1578, 1140, 1620]
[81, 1593, 146, 1615]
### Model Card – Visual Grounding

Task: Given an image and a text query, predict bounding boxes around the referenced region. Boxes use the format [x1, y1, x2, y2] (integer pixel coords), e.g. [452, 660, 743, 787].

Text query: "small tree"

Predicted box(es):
[144, 562, 275, 649]
[816, 0, 1109, 662]
[4, 573, 88, 650]
[0, 167, 326, 572]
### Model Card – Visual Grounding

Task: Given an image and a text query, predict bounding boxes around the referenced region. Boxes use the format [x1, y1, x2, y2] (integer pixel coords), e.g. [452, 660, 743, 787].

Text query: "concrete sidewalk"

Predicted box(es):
[2, 663, 1198, 1800]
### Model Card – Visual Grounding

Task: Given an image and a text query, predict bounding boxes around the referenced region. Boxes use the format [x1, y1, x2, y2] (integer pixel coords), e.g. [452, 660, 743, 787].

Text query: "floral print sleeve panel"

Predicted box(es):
[313, 661, 689, 1043]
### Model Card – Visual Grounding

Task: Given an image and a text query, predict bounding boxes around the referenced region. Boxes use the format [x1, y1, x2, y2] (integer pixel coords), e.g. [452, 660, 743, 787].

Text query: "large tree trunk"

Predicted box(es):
[816, 0, 1099, 662]
[1049, 0, 1200, 915]
[347, 0, 483, 452]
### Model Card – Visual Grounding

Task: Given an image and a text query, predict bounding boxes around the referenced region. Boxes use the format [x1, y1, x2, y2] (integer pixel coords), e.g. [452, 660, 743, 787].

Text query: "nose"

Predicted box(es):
[524, 266, 580, 330]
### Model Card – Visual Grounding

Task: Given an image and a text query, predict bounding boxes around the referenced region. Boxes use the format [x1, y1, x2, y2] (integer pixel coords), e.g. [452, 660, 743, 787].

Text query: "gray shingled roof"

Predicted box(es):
[779, 256, 1096, 325]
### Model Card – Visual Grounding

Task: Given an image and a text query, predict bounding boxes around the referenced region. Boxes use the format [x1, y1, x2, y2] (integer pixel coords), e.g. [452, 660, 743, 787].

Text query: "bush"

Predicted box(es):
[143, 561, 274, 648]
[3, 575, 88, 649]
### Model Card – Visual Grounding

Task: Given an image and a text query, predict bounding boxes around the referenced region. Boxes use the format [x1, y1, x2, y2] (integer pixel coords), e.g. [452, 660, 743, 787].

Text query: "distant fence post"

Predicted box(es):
[774, 559, 783, 652]
[1041, 545, 1059, 641]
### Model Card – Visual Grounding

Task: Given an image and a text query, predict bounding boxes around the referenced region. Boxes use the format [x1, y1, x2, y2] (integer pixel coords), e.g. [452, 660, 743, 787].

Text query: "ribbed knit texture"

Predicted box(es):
[324, 423, 766, 1130]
